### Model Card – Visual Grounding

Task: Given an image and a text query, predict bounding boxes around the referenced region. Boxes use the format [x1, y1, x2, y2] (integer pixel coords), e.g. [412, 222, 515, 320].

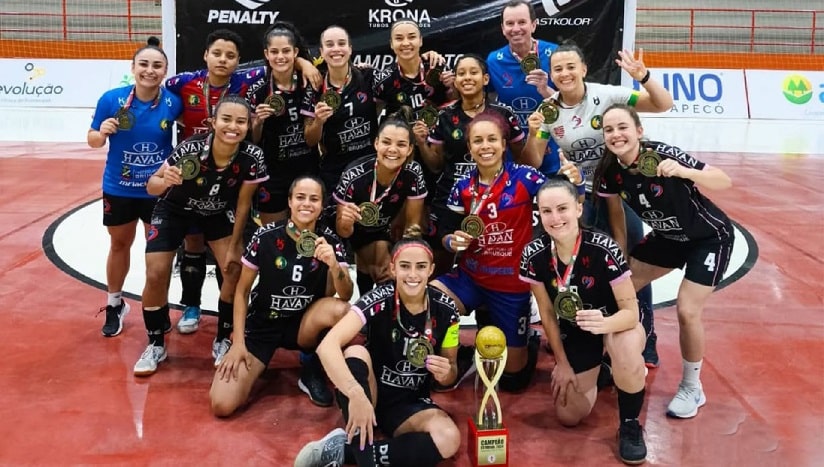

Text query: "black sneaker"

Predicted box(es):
[298, 355, 334, 407]
[643, 333, 659, 368]
[433, 344, 477, 392]
[100, 302, 130, 337]
[617, 420, 647, 464]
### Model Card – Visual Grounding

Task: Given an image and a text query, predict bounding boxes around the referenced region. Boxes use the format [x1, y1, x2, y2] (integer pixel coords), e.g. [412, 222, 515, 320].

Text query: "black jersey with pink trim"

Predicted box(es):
[373, 61, 451, 116]
[447, 161, 545, 293]
[242, 220, 347, 324]
[597, 141, 732, 243]
[247, 72, 319, 184]
[351, 283, 460, 405]
[519, 229, 632, 317]
[427, 102, 524, 205]
[159, 133, 268, 216]
[333, 155, 428, 234]
[301, 66, 379, 178]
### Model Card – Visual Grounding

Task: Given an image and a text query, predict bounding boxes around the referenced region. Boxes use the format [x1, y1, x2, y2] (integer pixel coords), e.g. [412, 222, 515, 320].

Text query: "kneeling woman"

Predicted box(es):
[135, 96, 267, 376]
[210, 175, 353, 416]
[597, 103, 735, 420]
[520, 178, 648, 465]
[295, 228, 461, 467]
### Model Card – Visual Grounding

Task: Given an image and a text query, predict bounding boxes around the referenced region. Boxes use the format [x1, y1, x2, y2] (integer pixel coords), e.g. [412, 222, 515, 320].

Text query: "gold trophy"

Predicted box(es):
[468, 326, 509, 467]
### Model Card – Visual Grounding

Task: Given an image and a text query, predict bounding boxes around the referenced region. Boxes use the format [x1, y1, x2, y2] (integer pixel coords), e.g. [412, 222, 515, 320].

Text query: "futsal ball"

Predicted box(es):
[475, 326, 506, 359]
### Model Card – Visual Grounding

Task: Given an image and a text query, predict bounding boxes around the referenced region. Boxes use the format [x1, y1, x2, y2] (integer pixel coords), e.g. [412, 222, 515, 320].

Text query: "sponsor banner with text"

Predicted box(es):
[175, 0, 625, 84]
[633, 68, 749, 119]
[746, 70, 824, 120]
[0, 59, 133, 108]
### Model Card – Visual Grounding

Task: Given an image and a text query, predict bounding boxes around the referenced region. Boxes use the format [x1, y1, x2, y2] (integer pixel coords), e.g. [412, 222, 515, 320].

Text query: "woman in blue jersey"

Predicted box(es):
[87, 37, 182, 339]
[525, 43, 673, 367]
[596, 104, 734, 420]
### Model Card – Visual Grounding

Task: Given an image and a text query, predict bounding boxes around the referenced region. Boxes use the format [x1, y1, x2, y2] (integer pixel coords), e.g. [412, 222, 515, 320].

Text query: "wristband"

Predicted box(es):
[639, 70, 651, 85]
[445, 235, 453, 252]
[535, 129, 550, 140]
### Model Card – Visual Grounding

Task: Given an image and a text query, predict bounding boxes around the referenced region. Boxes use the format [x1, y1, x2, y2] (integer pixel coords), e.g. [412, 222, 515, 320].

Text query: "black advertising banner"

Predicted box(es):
[175, 0, 624, 84]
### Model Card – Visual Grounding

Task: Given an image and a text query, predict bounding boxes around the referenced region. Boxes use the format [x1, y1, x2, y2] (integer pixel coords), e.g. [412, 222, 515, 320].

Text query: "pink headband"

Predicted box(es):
[391, 243, 433, 263]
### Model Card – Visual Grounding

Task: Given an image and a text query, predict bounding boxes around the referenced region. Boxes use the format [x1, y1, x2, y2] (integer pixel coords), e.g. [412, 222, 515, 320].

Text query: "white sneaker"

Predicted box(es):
[212, 338, 231, 367]
[666, 383, 706, 418]
[133, 344, 167, 376]
[176, 306, 201, 334]
[293, 427, 346, 467]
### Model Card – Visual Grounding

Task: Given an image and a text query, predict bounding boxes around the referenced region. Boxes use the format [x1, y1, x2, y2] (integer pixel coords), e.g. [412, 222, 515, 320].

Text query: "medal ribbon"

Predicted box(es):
[398, 59, 426, 86]
[321, 67, 352, 95]
[269, 71, 298, 98]
[550, 231, 583, 293]
[394, 288, 433, 343]
[369, 159, 403, 205]
[510, 39, 539, 64]
[286, 220, 313, 242]
[202, 77, 229, 118]
[468, 165, 506, 215]
[120, 85, 161, 113]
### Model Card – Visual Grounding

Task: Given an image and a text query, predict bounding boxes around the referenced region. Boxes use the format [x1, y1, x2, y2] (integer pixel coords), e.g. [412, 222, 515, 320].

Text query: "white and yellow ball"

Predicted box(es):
[475, 326, 506, 359]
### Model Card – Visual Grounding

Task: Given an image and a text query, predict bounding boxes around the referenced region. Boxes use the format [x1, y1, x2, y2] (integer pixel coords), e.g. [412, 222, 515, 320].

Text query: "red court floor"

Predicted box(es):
[1, 141, 822, 466]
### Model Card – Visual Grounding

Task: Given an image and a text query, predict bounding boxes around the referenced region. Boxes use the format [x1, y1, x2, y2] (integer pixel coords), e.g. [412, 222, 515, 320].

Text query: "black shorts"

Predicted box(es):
[375, 395, 441, 436]
[145, 201, 235, 253]
[244, 315, 304, 366]
[257, 179, 288, 214]
[350, 228, 392, 252]
[631, 233, 734, 287]
[559, 321, 604, 374]
[102, 193, 156, 226]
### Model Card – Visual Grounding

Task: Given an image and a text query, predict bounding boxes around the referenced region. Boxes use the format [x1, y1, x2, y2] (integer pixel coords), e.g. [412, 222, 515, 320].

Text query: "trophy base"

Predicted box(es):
[468, 417, 509, 466]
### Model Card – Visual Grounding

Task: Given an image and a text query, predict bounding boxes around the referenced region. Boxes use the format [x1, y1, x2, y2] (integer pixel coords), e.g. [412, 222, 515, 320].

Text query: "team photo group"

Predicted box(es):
[88, 1, 737, 465]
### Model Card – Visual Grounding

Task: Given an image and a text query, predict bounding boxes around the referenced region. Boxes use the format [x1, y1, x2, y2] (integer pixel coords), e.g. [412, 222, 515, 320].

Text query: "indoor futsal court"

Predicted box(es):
[0, 108, 821, 465]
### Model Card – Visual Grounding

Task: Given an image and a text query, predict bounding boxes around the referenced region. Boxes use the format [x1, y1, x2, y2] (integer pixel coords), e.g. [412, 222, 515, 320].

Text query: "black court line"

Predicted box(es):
[42, 198, 759, 315]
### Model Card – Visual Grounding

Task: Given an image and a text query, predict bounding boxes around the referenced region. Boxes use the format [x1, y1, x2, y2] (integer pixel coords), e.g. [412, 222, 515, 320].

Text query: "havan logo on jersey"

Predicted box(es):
[122, 142, 165, 167]
[649, 143, 701, 169]
[186, 196, 228, 213]
[380, 356, 427, 390]
[267, 284, 314, 315]
[589, 232, 627, 266]
[338, 117, 372, 144]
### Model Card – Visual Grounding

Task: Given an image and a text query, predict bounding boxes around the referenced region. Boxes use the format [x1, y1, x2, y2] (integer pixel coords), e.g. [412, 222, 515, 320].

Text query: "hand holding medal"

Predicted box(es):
[312, 235, 340, 267]
[653, 156, 688, 179]
[161, 164, 184, 187]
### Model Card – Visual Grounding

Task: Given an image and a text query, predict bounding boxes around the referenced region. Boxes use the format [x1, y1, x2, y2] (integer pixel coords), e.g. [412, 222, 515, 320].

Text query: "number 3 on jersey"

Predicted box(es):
[486, 202, 498, 219]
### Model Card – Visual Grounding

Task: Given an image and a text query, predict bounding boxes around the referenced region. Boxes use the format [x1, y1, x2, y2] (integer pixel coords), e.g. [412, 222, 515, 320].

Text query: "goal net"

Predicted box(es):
[0, 0, 162, 60]
[634, 0, 824, 70]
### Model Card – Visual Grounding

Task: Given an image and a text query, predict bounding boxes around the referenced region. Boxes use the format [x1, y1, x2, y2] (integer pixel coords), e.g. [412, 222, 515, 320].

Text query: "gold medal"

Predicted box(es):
[296, 230, 318, 257]
[176, 154, 201, 181]
[264, 94, 286, 115]
[461, 214, 485, 238]
[358, 201, 380, 227]
[321, 90, 341, 111]
[538, 100, 559, 124]
[419, 105, 439, 127]
[115, 108, 135, 130]
[638, 149, 661, 177]
[553, 291, 583, 322]
[520, 53, 539, 74]
[425, 67, 443, 87]
[406, 337, 434, 368]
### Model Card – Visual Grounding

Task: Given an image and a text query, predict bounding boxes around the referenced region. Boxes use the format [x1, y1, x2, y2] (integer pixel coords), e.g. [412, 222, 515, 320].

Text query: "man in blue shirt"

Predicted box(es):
[486, 0, 560, 175]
